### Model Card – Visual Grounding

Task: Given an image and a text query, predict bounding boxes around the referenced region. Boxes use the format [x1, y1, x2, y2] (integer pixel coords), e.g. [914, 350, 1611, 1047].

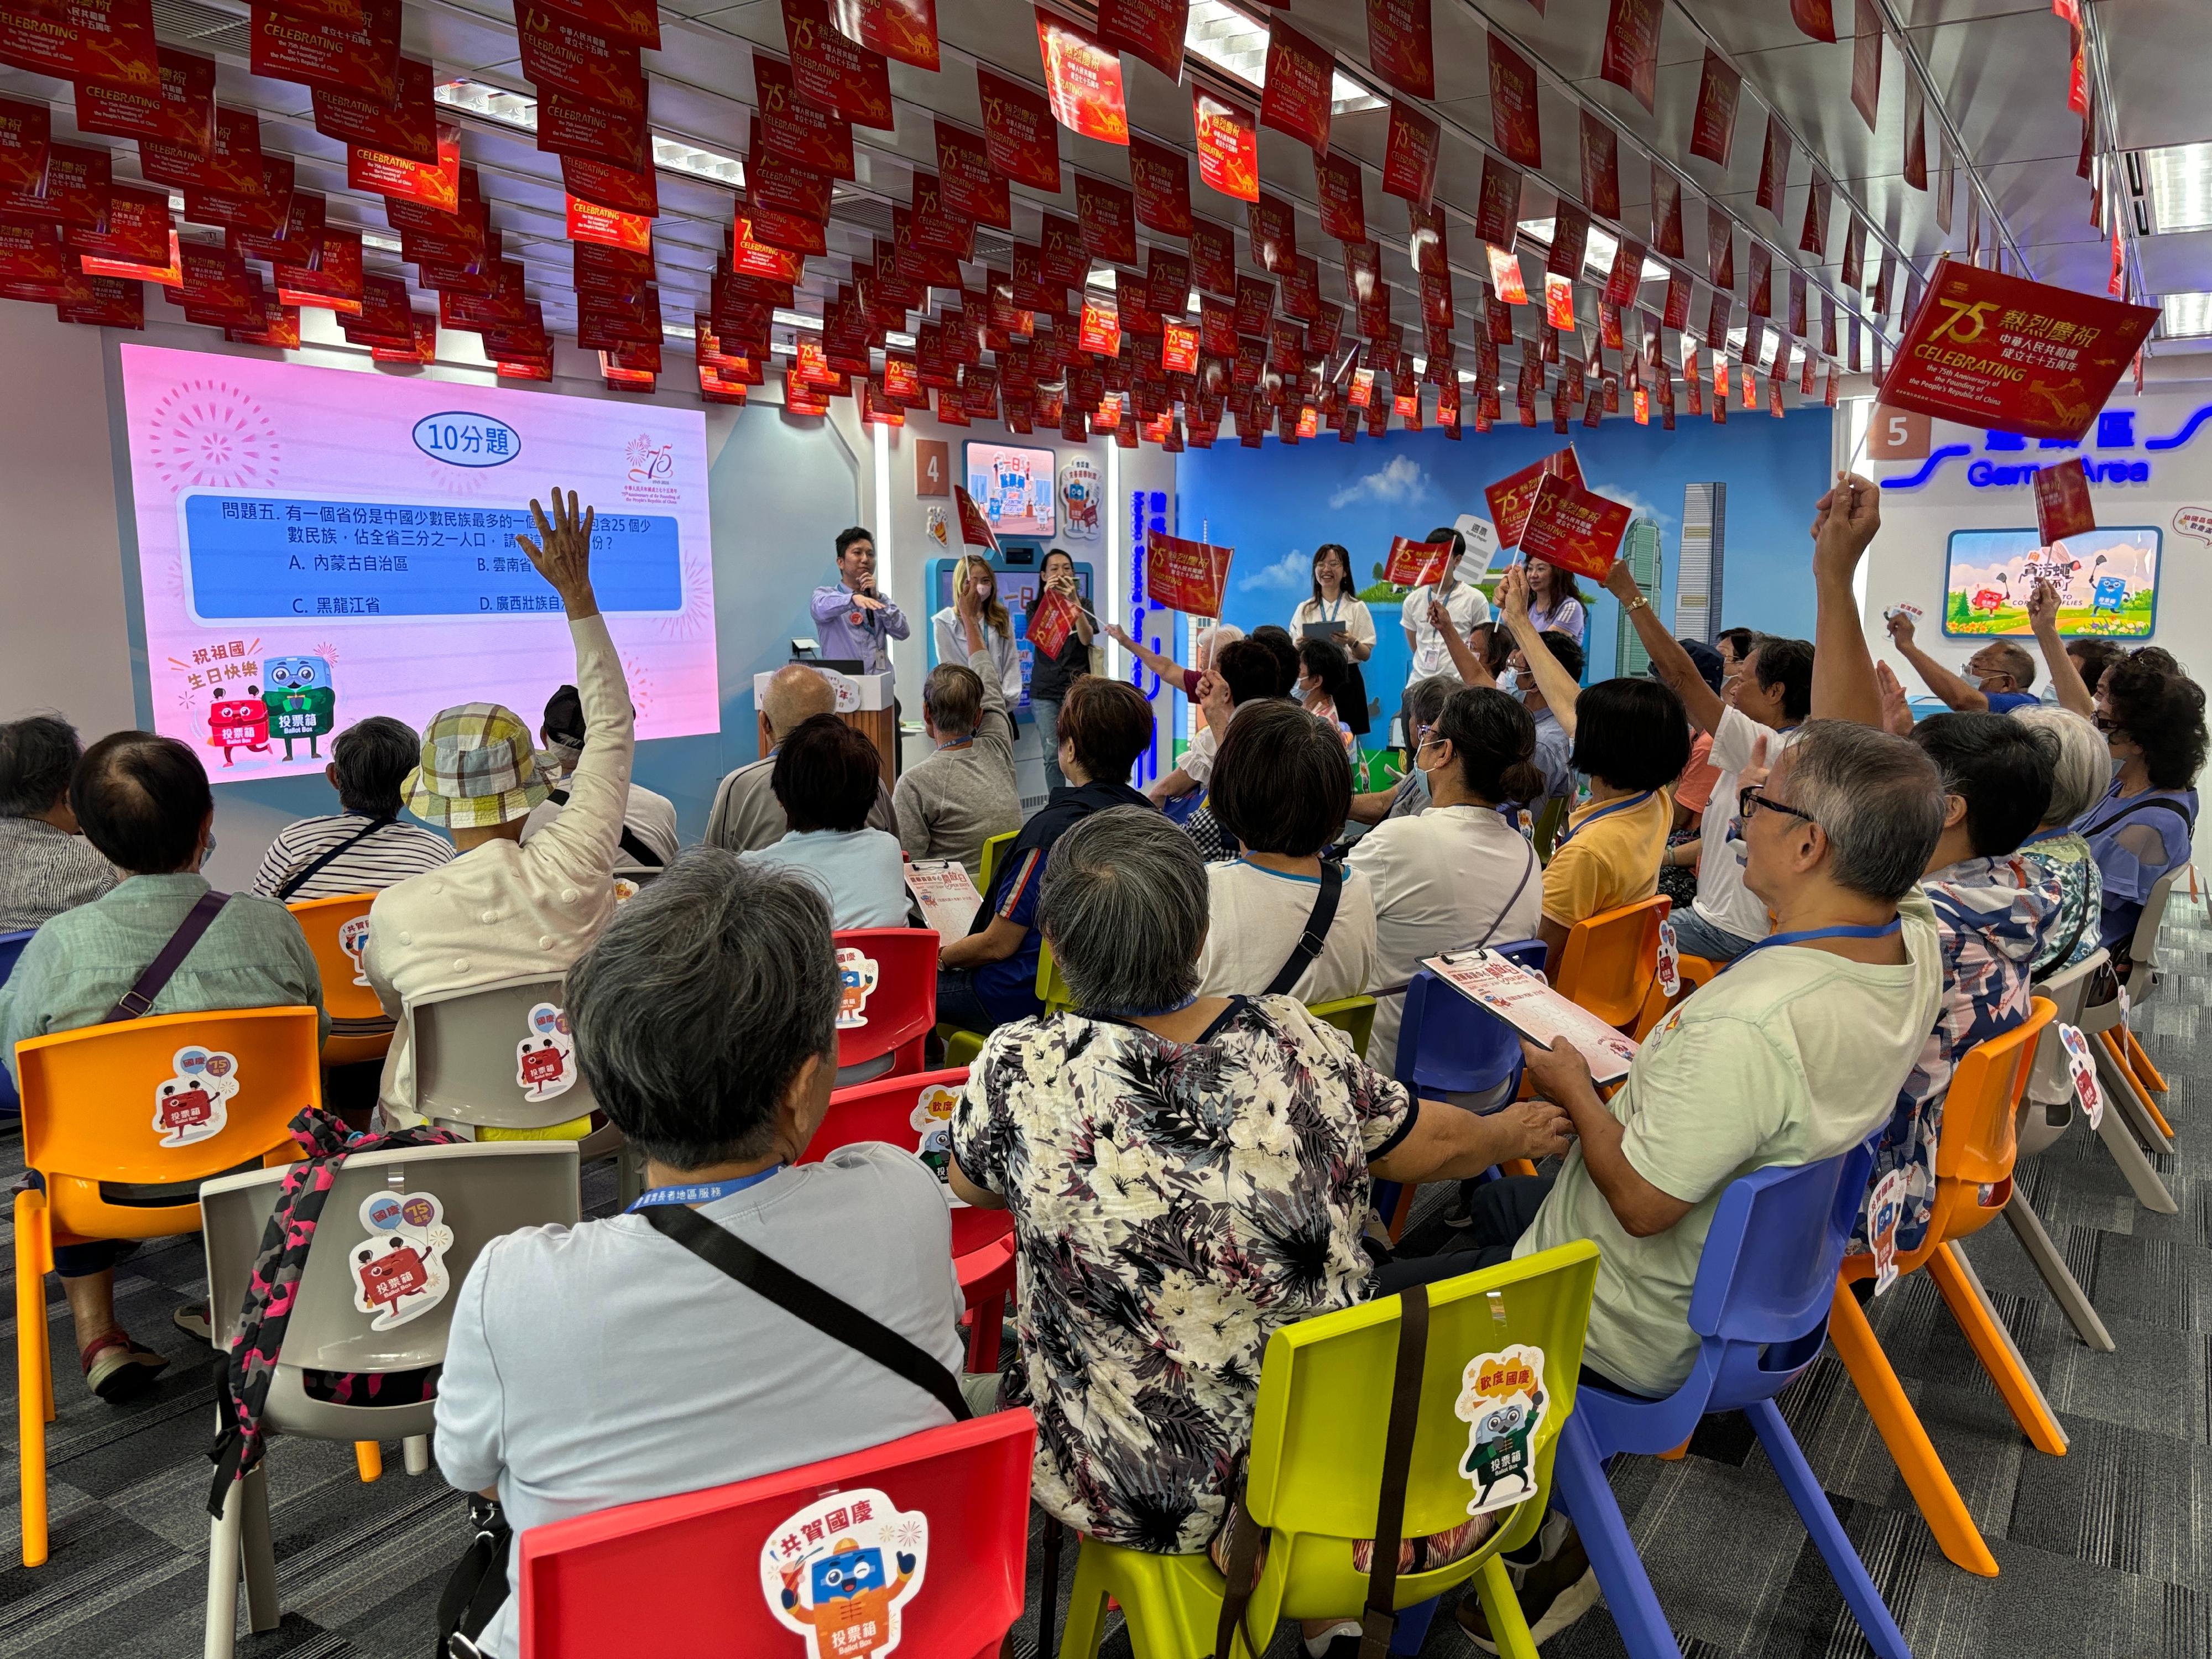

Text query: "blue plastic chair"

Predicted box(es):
[1550, 1138, 1911, 1659]
[0, 929, 32, 1119]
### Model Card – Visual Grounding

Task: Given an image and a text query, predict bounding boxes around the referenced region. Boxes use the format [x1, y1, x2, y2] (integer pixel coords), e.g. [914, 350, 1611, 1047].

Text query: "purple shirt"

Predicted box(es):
[810, 582, 911, 680]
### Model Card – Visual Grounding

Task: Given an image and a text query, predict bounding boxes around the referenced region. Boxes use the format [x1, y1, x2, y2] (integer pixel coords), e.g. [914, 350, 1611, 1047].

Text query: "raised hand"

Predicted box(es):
[1602, 556, 1646, 604]
[515, 484, 597, 618]
[1498, 561, 1532, 626]
[2026, 578, 2062, 634]
[1426, 596, 1454, 635]
[1811, 470, 1881, 577]
[1875, 659, 1914, 735]
[1884, 609, 1917, 648]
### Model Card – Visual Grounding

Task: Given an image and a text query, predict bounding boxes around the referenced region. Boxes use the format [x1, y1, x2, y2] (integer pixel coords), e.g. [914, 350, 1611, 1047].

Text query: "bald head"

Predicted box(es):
[763, 664, 837, 741]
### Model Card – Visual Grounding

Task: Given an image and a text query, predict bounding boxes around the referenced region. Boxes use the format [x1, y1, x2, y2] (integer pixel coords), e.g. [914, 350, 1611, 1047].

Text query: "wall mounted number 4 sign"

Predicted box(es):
[154, 1045, 239, 1147]
[762, 1487, 930, 1658]
[1455, 1342, 1547, 1516]
[837, 946, 881, 1029]
[351, 1188, 455, 1329]
[516, 1001, 578, 1102]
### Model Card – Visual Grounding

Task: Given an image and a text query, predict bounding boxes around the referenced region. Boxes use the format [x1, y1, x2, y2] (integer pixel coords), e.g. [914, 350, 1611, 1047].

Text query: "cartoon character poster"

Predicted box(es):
[836, 947, 880, 1030]
[515, 1001, 577, 1102]
[907, 1082, 963, 1204]
[207, 687, 270, 766]
[338, 914, 373, 987]
[1866, 1166, 1908, 1296]
[1454, 1342, 1548, 1516]
[349, 1188, 455, 1329]
[261, 654, 337, 758]
[153, 1045, 239, 1147]
[760, 1488, 929, 1659]
[1056, 453, 1101, 541]
[1940, 527, 2158, 639]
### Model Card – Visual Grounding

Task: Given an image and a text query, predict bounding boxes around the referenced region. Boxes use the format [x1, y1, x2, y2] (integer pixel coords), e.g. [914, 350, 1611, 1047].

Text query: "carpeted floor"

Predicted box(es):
[4, 894, 2210, 1658]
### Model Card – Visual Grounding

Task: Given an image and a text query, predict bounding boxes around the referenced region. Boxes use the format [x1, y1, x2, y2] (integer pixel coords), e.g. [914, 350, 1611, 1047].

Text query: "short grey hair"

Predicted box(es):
[566, 849, 837, 1167]
[1785, 720, 1945, 902]
[2012, 705, 2105, 827]
[1040, 807, 1208, 1014]
[1407, 674, 1459, 733]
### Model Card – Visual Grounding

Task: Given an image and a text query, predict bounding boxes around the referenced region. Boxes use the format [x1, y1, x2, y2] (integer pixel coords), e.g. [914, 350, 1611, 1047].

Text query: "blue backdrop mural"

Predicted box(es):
[1177, 408, 1836, 710]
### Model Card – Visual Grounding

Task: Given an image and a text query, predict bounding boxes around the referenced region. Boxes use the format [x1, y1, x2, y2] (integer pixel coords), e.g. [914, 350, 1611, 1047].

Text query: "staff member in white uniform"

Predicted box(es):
[930, 553, 1024, 705]
[1289, 544, 1377, 661]
[1348, 685, 1545, 1075]
[1401, 528, 1493, 684]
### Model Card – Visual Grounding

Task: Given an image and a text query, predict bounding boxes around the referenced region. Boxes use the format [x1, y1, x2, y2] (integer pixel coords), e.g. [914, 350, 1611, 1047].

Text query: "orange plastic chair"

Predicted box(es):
[1828, 996, 2059, 1579]
[1631, 952, 1719, 1041]
[1551, 895, 1672, 1031]
[287, 892, 392, 1067]
[800, 1067, 1016, 1373]
[12, 1005, 321, 1568]
[831, 927, 939, 1088]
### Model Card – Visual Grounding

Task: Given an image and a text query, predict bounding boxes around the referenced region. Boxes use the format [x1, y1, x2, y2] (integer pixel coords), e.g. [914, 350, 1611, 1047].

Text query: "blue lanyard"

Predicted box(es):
[936, 737, 974, 752]
[626, 1165, 784, 1212]
[2022, 826, 2069, 847]
[1553, 790, 1654, 849]
[1723, 917, 1901, 972]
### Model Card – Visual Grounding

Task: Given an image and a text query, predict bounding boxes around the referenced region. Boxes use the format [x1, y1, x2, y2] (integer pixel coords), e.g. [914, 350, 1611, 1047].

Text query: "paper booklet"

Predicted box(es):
[1421, 950, 1641, 1084]
[906, 859, 983, 945]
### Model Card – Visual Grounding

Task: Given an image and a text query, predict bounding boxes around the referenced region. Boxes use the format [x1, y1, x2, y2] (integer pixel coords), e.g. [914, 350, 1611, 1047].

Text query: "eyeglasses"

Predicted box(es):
[1738, 785, 1817, 827]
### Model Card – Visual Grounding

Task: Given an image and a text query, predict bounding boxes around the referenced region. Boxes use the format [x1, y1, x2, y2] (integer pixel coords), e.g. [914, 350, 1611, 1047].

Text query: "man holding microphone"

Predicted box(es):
[810, 527, 910, 685]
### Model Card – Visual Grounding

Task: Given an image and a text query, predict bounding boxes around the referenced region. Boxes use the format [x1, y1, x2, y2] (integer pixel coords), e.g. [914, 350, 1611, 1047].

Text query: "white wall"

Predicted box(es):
[1865, 377, 2212, 698]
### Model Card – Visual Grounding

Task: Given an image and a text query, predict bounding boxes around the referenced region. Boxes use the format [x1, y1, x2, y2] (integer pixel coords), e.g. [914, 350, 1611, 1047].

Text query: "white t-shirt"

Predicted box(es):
[1182, 700, 1246, 786]
[523, 778, 680, 872]
[1401, 581, 1493, 683]
[1519, 889, 1943, 1394]
[1346, 802, 1543, 1075]
[1291, 595, 1378, 652]
[1691, 707, 1803, 944]
[931, 607, 1025, 704]
[1196, 860, 1379, 1005]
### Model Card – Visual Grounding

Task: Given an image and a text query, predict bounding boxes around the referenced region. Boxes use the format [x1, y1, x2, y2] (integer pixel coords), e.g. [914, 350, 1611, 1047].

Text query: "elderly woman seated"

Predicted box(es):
[949, 807, 1569, 1650]
[434, 852, 965, 1659]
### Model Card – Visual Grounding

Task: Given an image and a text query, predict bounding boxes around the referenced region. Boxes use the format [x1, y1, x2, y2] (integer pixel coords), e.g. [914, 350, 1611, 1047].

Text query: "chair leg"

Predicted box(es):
[2001, 1191, 2114, 1352]
[1474, 1552, 1540, 1659]
[1549, 1413, 1681, 1659]
[2098, 1035, 2173, 1152]
[205, 1479, 243, 1659]
[2091, 1094, 2178, 1214]
[403, 1435, 431, 1476]
[1036, 1514, 1063, 1659]
[1926, 1243, 2068, 1456]
[1743, 1399, 1911, 1659]
[239, 1464, 279, 1634]
[2122, 1025, 2168, 1095]
[354, 1441, 382, 1482]
[14, 1194, 48, 1570]
[1825, 1283, 1999, 1577]
[1057, 1538, 1110, 1659]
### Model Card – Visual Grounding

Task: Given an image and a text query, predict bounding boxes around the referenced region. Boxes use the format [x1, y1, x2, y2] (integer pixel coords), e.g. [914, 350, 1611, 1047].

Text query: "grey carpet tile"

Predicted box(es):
[7, 896, 2212, 1657]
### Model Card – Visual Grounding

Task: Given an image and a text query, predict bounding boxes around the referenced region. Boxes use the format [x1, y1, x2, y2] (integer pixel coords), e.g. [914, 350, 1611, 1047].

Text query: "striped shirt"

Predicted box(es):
[252, 813, 455, 902]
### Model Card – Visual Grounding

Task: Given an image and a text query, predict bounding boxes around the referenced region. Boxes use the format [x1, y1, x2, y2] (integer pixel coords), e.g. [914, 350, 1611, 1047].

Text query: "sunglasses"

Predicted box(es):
[1738, 785, 1817, 827]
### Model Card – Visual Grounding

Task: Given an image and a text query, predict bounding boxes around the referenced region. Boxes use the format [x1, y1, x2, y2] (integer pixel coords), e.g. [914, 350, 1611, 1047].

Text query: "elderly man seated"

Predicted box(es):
[364, 487, 629, 1129]
[894, 588, 1021, 878]
[0, 713, 116, 929]
[435, 852, 964, 1659]
[0, 731, 325, 1399]
[706, 662, 895, 853]
[950, 807, 1570, 1651]
[250, 715, 454, 901]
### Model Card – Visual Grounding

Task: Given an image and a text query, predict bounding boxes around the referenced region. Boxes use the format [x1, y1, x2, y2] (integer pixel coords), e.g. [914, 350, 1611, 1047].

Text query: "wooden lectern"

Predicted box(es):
[754, 666, 899, 787]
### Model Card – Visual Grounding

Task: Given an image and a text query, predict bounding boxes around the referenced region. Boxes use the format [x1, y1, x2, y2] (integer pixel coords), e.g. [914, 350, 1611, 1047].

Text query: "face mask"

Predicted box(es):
[1495, 667, 1520, 696]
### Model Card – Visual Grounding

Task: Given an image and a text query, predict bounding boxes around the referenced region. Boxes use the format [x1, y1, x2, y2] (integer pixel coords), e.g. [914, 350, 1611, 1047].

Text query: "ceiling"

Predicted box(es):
[5, 0, 2208, 402]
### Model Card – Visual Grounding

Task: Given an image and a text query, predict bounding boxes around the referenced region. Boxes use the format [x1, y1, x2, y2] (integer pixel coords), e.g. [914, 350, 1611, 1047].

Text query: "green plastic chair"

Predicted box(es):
[977, 829, 1018, 895]
[940, 937, 1070, 1068]
[1060, 1241, 1601, 1659]
[1308, 995, 1376, 1056]
[1531, 795, 1572, 863]
[937, 831, 1025, 1066]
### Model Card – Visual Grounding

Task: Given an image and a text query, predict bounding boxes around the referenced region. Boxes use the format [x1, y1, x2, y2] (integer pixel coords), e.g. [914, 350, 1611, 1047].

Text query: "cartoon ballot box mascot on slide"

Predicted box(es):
[778, 1537, 916, 1659]
[261, 655, 337, 760]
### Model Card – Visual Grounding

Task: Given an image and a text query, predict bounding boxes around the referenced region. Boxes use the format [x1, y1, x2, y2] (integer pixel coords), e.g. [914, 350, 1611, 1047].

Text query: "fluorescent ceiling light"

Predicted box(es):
[773, 307, 824, 331]
[2140, 144, 2212, 236]
[2159, 291, 2212, 338]
[1183, 0, 1384, 115]
[1517, 218, 1672, 287]
[437, 80, 745, 187]
[885, 330, 916, 348]
[662, 321, 697, 341]
[653, 135, 744, 188]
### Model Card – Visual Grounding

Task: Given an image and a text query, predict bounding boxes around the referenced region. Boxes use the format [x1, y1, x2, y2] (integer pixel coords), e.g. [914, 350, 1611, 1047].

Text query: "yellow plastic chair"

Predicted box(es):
[1828, 997, 2059, 1578]
[285, 891, 392, 1068]
[978, 829, 1018, 896]
[13, 1005, 321, 1568]
[1308, 994, 1376, 1055]
[938, 832, 1027, 1066]
[1061, 1242, 1601, 1659]
[1530, 795, 1571, 863]
[1551, 896, 1671, 1032]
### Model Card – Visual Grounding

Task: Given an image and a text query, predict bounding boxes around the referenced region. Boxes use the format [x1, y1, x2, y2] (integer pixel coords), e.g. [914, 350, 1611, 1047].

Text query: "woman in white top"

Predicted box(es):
[930, 554, 1024, 705]
[1289, 544, 1376, 662]
[1195, 701, 1378, 1004]
[1523, 559, 1590, 646]
[1348, 685, 1545, 1074]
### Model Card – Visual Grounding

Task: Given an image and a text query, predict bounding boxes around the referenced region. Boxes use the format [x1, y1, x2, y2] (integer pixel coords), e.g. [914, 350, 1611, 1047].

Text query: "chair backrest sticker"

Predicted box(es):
[613, 876, 641, 904]
[154, 1045, 238, 1147]
[1455, 1342, 1547, 1516]
[1655, 917, 1681, 998]
[338, 915, 373, 987]
[515, 1001, 577, 1101]
[351, 1189, 455, 1329]
[909, 1083, 966, 1207]
[761, 1486, 929, 1659]
[1867, 1166, 1908, 1296]
[837, 948, 881, 1030]
[2057, 1022, 2103, 1130]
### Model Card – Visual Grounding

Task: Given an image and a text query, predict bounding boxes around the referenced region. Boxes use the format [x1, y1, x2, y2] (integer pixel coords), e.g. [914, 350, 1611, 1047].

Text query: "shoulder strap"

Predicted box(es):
[640, 1203, 971, 1422]
[1475, 840, 1540, 952]
[273, 816, 394, 901]
[547, 787, 665, 868]
[2084, 794, 2195, 841]
[107, 890, 230, 1023]
[1358, 1283, 1430, 1659]
[1264, 863, 1343, 997]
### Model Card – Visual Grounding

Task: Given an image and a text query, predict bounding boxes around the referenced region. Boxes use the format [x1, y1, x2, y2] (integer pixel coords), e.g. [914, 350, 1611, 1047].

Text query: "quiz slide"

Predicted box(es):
[119, 344, 719, 780]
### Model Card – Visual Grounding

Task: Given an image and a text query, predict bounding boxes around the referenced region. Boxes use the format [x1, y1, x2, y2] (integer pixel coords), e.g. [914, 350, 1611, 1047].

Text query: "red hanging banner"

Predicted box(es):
[1756, 114, 1791, 216]
[1193, 85, 1259, 202]
[76, 44, 214, 154]
[567, 192, 651, 251]
[1190, 217, 1237, 295]
[1689, 50, 1740, 165]
[248, 0, 399, 105]
[519, 6, 645, 117]
[1650, 162, 1683, 257]
[1076, 172, 1138, 262]
[784, 0, 894, 129]
[534, 0, 658, 50]
[1580, 112, 1621, 222]
[1801, 173, 1832, 255]
[1381, 98, 1439, 210]
[1850, 0, 1882, 131]
[1488, 34, 1543, 168]
[1519, 471, 1632, 579]
[830, 0, 938, 72]
[977, 64, 1062, 192]
[1790, 0, 1836, 42]
[1145, 531, 1234, 617]
[1036, 8, 1128, 144]
[0, 96, 50, 196]
[349, 123, 461, 211]
[0, 0, 158, 91]
[1366, 0, 1434, 100]
[1315, 148, 1366, 243]
[311, 53, 436, 163]
[755, 50, 857, 179]
[1475, 155, 1520, 249]
[1095, 0, 1185, 83]
[1599, 0, 1661, 112]
[1260, 15, 1333, 154]
[1128, 133, 1193, 236]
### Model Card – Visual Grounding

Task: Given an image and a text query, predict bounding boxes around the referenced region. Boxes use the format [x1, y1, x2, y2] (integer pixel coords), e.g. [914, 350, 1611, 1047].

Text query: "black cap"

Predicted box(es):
[1666, 639, 1725, 693]
[542, 684, 585, 748]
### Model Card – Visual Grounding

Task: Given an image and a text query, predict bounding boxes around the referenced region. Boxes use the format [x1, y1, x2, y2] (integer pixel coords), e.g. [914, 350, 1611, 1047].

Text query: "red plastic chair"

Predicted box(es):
[517, 1411, 1038, 1659]
[832, 928, 940, 1087]
[804, 1067, 1017, 1373]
